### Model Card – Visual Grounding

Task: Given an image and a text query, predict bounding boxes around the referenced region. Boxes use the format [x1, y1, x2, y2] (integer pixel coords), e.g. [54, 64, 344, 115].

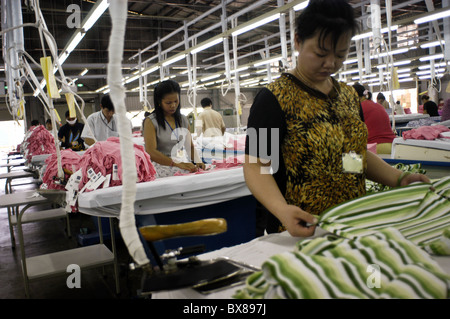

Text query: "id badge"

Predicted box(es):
[177, 148, 186, 159]
[342, 151, 363, 174]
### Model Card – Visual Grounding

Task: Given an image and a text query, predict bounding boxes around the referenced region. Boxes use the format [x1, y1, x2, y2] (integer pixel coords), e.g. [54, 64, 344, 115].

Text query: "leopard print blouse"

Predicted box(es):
[247, 73, 368, 218]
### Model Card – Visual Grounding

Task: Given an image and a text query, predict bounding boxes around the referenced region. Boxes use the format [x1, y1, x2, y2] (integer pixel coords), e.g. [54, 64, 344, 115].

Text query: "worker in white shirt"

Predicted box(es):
[81, 94, 130, 147]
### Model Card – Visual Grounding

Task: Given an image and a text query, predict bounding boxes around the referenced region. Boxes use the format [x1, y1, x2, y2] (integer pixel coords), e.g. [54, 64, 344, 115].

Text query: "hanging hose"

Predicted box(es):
[107, 0, 150, 268]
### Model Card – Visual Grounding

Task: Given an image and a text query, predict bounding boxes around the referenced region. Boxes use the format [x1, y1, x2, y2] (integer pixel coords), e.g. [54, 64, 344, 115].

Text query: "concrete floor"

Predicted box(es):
[0, 170, 144, 299]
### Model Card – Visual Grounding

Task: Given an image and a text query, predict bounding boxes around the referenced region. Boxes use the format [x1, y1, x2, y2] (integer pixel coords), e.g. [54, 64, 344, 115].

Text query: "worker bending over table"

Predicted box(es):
[143, 79, 205, 177]
[243, 0, 429, 238]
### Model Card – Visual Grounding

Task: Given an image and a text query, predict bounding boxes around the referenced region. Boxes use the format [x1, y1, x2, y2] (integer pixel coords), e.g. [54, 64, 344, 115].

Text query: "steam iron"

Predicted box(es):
[132, 218, 256, 295]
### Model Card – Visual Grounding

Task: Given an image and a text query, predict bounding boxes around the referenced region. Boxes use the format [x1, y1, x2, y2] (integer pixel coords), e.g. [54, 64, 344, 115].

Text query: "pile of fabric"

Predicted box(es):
[77, 137, 156, 191]
[40, 137, 156, 192]
[21, 125, 56, 162]
[41, 149, 82, 190]
[235, 177, 450, 299]
[402, 125, 450, 140]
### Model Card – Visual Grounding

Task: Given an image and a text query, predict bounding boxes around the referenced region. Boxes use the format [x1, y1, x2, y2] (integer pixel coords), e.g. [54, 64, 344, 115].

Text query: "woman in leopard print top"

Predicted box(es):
[243, 0, 430, 237]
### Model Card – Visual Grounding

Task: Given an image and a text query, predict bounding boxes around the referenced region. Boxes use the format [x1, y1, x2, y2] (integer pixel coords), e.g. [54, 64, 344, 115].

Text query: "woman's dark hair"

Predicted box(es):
[377, 93, 386, 101]
[352, 83, 367, 97]
[153, 79, 182, 130]
[295, 0, 358, 50]
[423, 101, 439, 116]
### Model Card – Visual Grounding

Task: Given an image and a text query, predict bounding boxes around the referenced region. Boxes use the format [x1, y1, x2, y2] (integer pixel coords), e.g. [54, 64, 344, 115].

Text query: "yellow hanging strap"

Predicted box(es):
[40, 56, 61, 99]
[392, 67, 400, 90]
[65, 93, 76, 117]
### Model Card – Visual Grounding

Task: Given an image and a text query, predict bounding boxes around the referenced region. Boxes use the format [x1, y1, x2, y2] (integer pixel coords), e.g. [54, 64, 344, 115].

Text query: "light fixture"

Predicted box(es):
[141, 66, 159, 76]
[201, 74, 221, 82]
[229, 66, 249, 74]
[343, 58, 358, 65]
[414, 9, 450, 25]
[376, 59, 411, 69]
[419, 53, 444, 62]
[191, 38, 223, 55]
[83, 0, 110, 31]
[420, 40, 445, 49]
[293, 1, 309, 11]
[398, 77, 414, 83]
[253, 56, 283, 67]
[79, 68, 89, 76]
[66, 32, 85, 53]
[162, 54, 186, 67]
[352, 25, 398, 41]
[232, 13, 281, 37]
[370, 48, 409, 59]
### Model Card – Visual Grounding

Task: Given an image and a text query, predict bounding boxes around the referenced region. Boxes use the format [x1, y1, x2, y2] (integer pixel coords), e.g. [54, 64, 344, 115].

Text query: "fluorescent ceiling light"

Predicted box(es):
[293, 1, 309, 11]
[419, 74, 444, 80]
[418, 62, 449, 70]
[343, 58, 358, 65]
[340, 69, 360, 75]
[95, 85, 108, 93]
[253, 56, 283, 67]
[398, 77, 414, 83]
[416, 68, 445, 75]
[201, 74, 221, 82]
[419, 53, 444, 62]
[420, 40, 445, 49]
[79, 68, 89, 76]
[376, 60, 411, 69]
[229, 66, 249, 74]
[414, 9, 450, 24]
[83, 0, 110, 31]
[66, 32, 85, 53]
[232, 13, 280, 37]
[141, 66, 159, 76]
[352, 25, 398, 41]
[162, 54, 186, 67]
[370, 48, 408, 59]
[191, 38, 223, 54]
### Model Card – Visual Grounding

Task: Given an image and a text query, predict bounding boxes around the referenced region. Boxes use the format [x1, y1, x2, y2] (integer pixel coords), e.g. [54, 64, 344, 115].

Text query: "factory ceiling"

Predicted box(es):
[1, 0, 448, 96]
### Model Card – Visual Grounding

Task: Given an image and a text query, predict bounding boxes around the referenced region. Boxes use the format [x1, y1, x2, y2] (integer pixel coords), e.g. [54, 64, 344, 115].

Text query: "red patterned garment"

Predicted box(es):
[402, 125, 450, 140]
[22, 125, 56, 162]
[78, 137, 156, 191]
[41, 149, 82, 190]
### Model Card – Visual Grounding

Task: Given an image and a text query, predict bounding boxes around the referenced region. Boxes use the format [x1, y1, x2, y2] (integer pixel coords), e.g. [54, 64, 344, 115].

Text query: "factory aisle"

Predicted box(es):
[0, 169, 143, 299]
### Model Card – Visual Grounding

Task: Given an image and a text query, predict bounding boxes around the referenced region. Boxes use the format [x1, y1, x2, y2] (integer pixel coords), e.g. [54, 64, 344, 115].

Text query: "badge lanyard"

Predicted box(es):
[165, 119, 186, 159]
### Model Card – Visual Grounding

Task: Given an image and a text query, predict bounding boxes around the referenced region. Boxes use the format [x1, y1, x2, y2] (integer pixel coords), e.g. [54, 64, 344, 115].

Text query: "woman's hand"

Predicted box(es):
[195, 162, 206, 170]
[275, 204, 319, 237]
[399, 172, 431, 186]
[174, 162, 198, 172]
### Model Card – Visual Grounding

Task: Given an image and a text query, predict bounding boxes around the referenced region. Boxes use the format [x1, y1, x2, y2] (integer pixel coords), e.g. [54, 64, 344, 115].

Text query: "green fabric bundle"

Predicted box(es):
[234, 176, 450, 299]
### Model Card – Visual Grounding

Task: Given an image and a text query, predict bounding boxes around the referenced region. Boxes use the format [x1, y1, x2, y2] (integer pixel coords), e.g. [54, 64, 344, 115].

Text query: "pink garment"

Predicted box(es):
[225, 135, 246, 151]
[418, 104, 424, 114]
[404, 108, 412, 114]
[212, 155, 244, 168]
[23, 125, 56, 161]
[172, 156, 244, 176]
[78, 137, 156, 191]
[402, 125, 450, 140]
[367, 143, 377, 154]
[42, 149, 82, 190]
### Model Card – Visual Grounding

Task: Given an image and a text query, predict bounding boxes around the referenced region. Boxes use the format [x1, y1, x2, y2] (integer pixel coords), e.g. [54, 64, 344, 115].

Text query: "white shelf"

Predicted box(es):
[25, 244, 114, 280]
[10, 208, 67, 225]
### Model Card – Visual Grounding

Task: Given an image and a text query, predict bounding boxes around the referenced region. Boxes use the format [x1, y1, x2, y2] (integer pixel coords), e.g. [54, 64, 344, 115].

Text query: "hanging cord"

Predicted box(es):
[107, 0, 150, 269]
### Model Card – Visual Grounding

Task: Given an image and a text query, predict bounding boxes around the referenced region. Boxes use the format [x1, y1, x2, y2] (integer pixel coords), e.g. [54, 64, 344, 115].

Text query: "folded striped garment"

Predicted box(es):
[319, 176, 450, 254]
[234, 228, 450, 299]
[234, 177, 450, 299]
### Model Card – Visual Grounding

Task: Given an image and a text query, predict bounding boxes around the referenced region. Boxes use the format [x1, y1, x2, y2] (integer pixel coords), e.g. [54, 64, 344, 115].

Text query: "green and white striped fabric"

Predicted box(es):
[234, 177, 450, 299]
[234, 228, 450, 299]
[319, 176, 450, 253]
